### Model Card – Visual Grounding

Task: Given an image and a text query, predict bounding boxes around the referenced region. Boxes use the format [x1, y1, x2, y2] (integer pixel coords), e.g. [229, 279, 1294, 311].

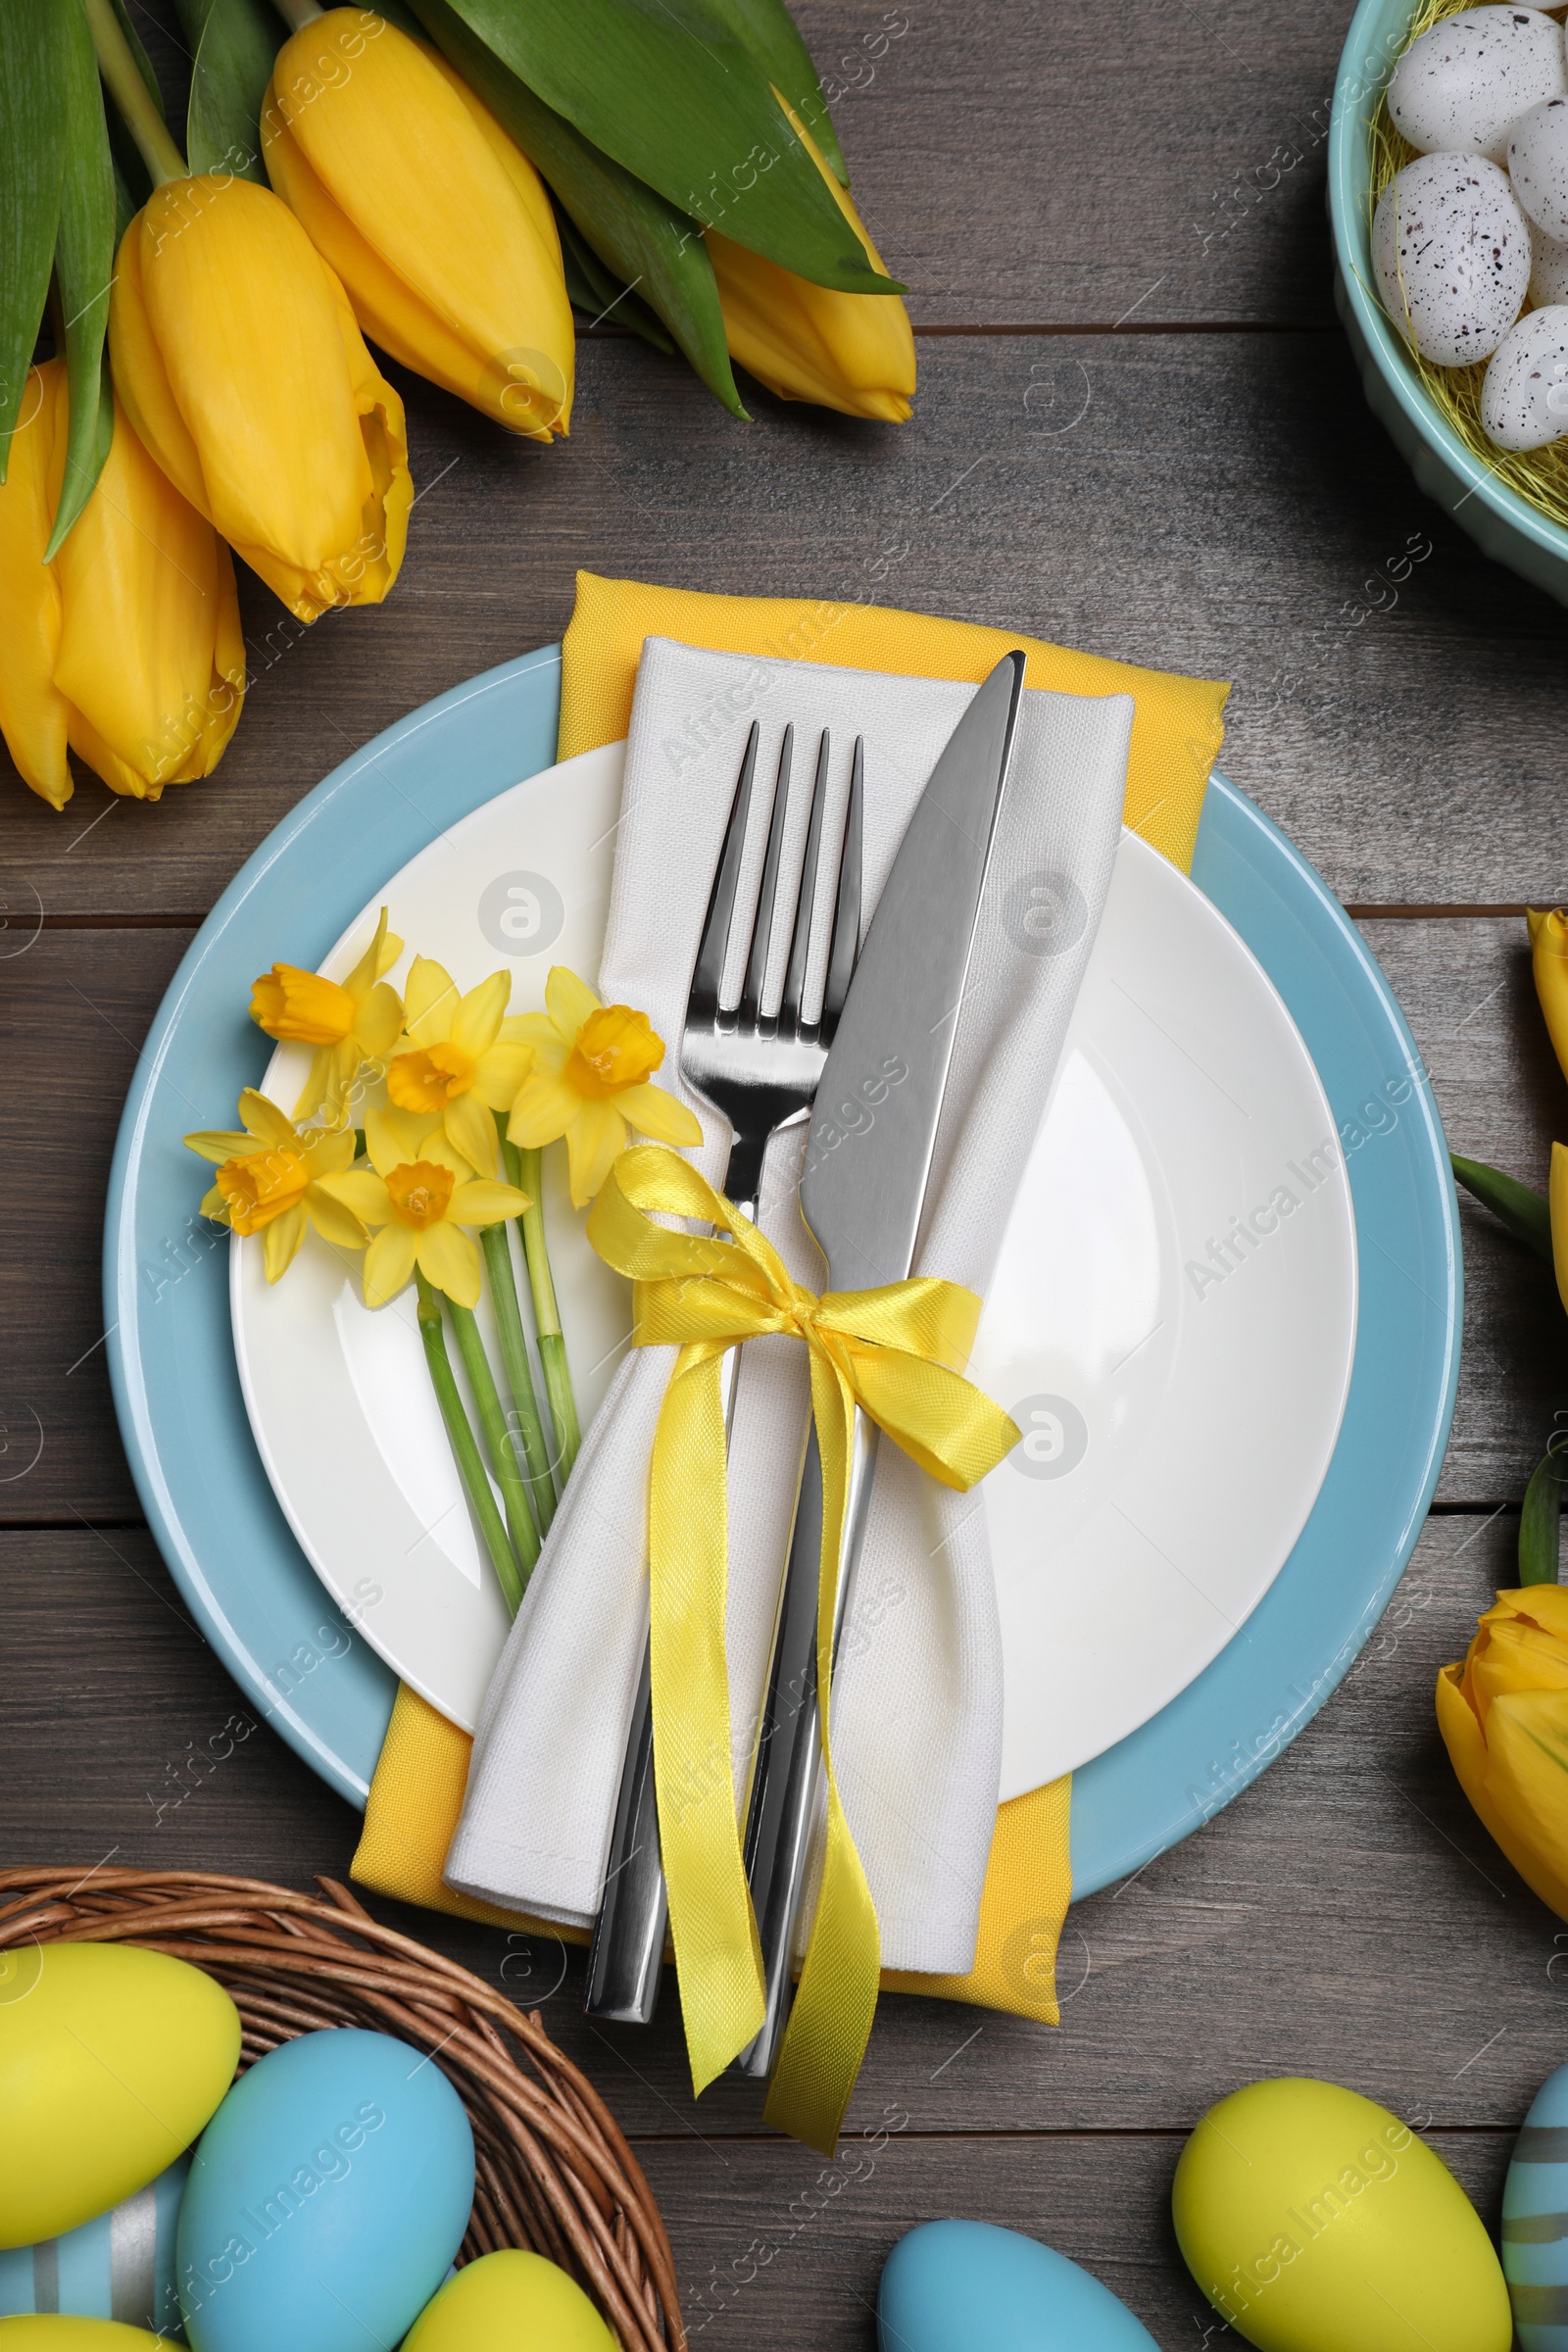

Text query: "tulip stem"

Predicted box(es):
[479, 1220, 558, 1533]
[415, 1274, 524, 1616]
[1519, 1447, 1565, 1586]
[502, 1123, 582, 1485]
[270, 0, 326, 26]
[84, 0, 188, 186]
[444, 1295, 543, 1594]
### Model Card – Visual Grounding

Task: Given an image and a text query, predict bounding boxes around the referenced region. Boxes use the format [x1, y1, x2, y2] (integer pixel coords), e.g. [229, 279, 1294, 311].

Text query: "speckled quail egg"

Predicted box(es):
[1372, 152, 1531, 364]
[1528, 218, 1568, 302]
[1509, 93, 1568, 234]
[1481, 301, 1568, 444]
[1389, 6, 1567, 165]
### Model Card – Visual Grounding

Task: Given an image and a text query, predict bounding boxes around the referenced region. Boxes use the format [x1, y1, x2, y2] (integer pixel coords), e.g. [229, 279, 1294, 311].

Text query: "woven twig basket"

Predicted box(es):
[0, 1868, 682, 2351]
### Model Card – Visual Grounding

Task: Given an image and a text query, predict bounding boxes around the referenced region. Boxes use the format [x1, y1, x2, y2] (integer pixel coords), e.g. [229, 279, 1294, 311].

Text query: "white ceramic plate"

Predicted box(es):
[234, 741, 1356, 1794]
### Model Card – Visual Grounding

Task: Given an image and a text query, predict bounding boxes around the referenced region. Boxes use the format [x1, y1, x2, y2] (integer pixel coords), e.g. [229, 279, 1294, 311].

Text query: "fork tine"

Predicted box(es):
[689, 722, 760, 1019]
[820, 735, 862, 1034]
[779, 730, 830, 1038]
[740, 725, 794, 1028]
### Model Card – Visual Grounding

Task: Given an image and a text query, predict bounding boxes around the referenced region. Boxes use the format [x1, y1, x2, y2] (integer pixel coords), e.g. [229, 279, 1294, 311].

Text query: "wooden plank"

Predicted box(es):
[6, 1515, 1560, 2140]
[8, 333, 1568, 915]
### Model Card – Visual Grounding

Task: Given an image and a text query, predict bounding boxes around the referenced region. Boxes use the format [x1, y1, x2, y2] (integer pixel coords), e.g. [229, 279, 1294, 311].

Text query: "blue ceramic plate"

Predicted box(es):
[105, 648, 1459, 1894]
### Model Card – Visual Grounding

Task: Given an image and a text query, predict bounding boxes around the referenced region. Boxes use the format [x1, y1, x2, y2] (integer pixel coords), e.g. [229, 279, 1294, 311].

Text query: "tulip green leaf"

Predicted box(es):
[413, 0, 748, 416]
[1520, 1447, 1565, 1585]
[711, 0, 846, 186]
[46, 0, 118, 556]
[1450, 1153, 1554, 1265]
[0, 0, 68, 473]
[425, 0, 900, 293]
[553, 200, 675, 354]
[176, 0, 283, 182]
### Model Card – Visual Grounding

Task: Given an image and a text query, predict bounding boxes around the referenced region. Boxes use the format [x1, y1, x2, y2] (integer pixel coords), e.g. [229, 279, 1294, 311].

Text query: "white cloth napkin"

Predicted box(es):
[446, 640, 1133, 1974]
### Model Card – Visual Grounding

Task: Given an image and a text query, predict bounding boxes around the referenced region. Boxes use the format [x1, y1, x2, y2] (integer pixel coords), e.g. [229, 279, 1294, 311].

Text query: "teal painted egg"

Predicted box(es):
[1505, 2061, 1568, 2352]
[878, 2219, 1159, 2349]
[0, 2164, 186, 2339]
[175, 2029, 473, 2352]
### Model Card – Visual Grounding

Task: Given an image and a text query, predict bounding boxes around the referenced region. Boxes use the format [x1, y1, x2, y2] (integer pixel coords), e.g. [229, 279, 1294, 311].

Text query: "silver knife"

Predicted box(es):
[735, 650, 1027, 2077]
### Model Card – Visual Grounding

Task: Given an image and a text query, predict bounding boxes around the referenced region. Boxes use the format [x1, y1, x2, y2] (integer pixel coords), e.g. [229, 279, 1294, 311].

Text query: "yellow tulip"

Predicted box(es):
[0, 361, 244, 809]
[1529, 907, 1568, 1092]
[262, 10, 573, 441]
[109, 172, 412, 622]
[506, 966, 702, 1206]
[1552, 1140, 1568, 1318]
[1437, 1583, 1568, 1923]
[706, 99, 914, 422]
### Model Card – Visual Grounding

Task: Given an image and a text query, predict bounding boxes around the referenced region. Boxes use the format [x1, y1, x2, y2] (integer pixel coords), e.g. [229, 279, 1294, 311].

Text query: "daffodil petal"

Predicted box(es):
[306, 1126, 360, 1174]
[317, 1168, 394, 1222]
[444, 1087, 499, 1176]
[305, 1185, 368, 1250]
[291, 1045, 334, 1122]
[616, 1082, 703, 1147]
[449, 1180, 530, 1227]
[564, 1100, 625, 1206]
[403, 954, 458, 1044]
[365, 1220, 419, 1306]
[344, 906, 396, 996]
[263, 1201, 308, 1283]
[451, 968, 512, 1059]
[366, 1103, 439, 1175]
[200, 1183, 228, 1221]
[546, 964, 600, 1040]
[416, 1220, 481, 1307]
[420, 1129, 473, 1181]
[471, 1041, 534, 1110]
[507, 1070, 582, 1148]
[499, 1011, 554, 1046]
[237, 1089, 299, 1147]
[357, 979, 404, 1058]
[184, 1129, 255, 1163]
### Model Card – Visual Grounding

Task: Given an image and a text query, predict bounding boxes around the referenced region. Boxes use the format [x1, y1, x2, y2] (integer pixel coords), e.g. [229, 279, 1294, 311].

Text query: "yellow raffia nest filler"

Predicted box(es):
[1368, 0, 1568, 527]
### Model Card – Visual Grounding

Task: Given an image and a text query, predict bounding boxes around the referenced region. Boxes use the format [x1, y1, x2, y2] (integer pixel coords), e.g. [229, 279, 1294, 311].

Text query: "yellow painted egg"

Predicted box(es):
[0, 2324, 163, 2346]
[402, 2251, 617, 2351]
[0, 1943, 240, 2249]
[1172, 2077, 1511, 2352]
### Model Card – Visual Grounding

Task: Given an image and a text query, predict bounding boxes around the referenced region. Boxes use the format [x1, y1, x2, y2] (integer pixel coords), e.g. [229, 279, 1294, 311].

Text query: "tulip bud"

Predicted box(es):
[262, 9, 574, 442]
[0, 362, 244, 808]
[1529, 907, 1568, 1092]
[1437, 1583, 1568, 1923]
[706, 98, 914, 421]
[109, 172, 412, 623]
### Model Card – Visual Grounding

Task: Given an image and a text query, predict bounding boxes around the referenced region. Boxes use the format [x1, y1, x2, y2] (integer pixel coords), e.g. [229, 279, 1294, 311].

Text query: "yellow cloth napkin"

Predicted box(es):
[353, 570, 1229, 2022]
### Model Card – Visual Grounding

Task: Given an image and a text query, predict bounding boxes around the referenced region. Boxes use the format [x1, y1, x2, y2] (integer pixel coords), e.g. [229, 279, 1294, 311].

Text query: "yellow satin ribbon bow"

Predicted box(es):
[586, 1144, 1020, 2152]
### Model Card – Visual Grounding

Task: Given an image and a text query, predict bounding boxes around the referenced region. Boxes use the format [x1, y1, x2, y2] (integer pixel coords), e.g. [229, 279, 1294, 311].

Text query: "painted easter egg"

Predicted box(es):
[175, 2028, 473, 2352]
[402, 2251, 616, 2351]
[0, 2160, 186, 2338]
[0, 1944, 238, 2248]
[1512, 94, 1568, 236]
[1503, 2059, 1568, 2351]
[0, 2325, 163, 2347]
[877, 2219, 1158, 2350]
[1372, 153, 1530, 365]
[1389, 5, 1567, 164]
[1172, 2078, 1511, 2352]
[1482, 302, 1568, 444]
[1530, 220, 1568, 303]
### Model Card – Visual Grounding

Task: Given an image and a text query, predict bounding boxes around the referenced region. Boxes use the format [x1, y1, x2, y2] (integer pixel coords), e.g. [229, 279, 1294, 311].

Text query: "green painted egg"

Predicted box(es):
[1172, 2077, 1511, 2351]
[0, 1944, 240, 2248]
[402, 2252, 616, 2351]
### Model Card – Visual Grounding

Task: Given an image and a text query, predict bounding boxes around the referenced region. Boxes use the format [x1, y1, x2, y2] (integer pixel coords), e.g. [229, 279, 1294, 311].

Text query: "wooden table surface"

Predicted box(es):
[8, 2, 1568, 2342]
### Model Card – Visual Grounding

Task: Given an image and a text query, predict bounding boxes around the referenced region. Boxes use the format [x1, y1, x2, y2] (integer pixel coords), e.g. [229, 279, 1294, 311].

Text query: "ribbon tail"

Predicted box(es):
[762, 1354, 881, 2155]
[650, 1341, 765, 2092]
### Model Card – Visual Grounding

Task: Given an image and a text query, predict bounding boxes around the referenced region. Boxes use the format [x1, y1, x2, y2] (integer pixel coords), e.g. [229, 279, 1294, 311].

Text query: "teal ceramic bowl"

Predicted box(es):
[1329, 0, 1568, 608]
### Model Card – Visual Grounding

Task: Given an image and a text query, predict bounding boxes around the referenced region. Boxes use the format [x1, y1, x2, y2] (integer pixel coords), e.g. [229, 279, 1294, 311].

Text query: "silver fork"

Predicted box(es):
[584, 715, 863, 2024]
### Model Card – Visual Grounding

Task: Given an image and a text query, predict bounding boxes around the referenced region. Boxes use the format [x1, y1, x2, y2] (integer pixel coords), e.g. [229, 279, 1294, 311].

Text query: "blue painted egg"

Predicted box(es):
[1505, 2060, 1568, 2352]
[0, 2164, 187, 2338]
[878, 2219, 1159, 2350]
[175, 2029, 473, 2352]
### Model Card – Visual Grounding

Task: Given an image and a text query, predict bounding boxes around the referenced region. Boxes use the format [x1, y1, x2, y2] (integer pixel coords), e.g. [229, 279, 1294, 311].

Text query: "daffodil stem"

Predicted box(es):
[504, 1129, 583, 1484]
[479, 1221, 557, 1532]
[415, 1274, 523, 1616]
[443, 1296, 542, 1589]
[84, 0, 188, 185]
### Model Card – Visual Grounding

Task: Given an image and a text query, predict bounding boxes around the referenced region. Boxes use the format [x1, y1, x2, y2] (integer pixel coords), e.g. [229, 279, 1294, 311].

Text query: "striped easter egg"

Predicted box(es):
[1505, 2063, 1568, 2352]
[0, 2164, 186, 2340]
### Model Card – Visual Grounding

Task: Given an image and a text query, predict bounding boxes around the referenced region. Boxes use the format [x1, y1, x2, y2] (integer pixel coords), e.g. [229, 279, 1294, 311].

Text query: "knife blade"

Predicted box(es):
[735, 650, 1027, 2077]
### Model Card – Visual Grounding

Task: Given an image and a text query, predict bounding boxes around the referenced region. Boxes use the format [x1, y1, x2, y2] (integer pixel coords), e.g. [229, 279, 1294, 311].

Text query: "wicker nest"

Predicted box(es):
[0, 1868, 682, 2351]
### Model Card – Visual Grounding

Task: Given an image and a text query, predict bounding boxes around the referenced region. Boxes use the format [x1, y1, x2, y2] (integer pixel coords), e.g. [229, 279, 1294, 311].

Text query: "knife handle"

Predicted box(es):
[735, 1407, 879, 2080]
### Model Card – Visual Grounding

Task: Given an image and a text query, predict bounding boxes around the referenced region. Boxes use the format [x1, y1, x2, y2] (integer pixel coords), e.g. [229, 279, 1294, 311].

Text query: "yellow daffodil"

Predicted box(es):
[263, 10, 573, 441]
[706, 99, 914, 422]
[250, 907, 404, 1123]
[0, 362, 244, 809]
[184, 1090, 367, 1284]
[109, 172, 412, 622]
[316, 1106, 528, 1309]
[1529, 907, 1568, 1092]
[505, 966, 702, 1206]
[385, 957, 533, 1177]
[1437, 1582, 1568, 1924]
